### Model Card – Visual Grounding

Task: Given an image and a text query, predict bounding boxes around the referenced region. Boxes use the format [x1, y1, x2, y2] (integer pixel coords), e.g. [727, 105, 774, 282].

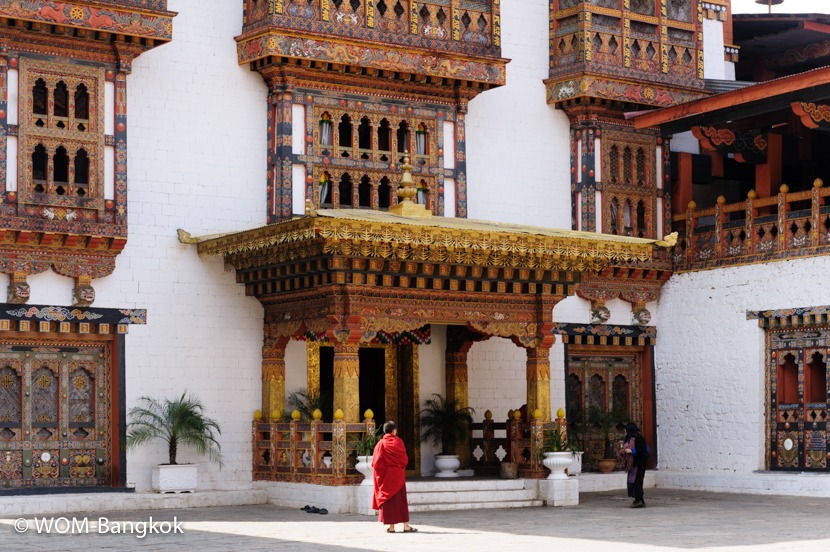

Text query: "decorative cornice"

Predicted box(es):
[236, 30, 507, 86]
[546, 75, 708, 108]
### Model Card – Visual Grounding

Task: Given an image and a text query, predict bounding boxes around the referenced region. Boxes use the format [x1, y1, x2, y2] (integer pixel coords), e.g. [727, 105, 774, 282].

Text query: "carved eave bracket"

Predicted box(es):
[692, 126, 768, 164]
[792, 102, 830, 131]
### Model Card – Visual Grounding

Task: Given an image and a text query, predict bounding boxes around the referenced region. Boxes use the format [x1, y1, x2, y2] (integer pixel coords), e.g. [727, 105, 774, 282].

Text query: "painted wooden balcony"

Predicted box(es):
[671, 181, 830, 272]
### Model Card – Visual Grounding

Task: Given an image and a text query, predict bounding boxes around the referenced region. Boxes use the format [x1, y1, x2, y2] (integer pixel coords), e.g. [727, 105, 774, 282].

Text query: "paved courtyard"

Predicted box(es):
[1, 489, 827, 551]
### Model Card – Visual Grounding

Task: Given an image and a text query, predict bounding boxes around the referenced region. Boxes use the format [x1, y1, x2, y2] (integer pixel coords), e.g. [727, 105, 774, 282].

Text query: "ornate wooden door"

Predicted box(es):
[0, 339, 115, 489]
[567, 351, 643, 471]
[770, 330, 829, 471]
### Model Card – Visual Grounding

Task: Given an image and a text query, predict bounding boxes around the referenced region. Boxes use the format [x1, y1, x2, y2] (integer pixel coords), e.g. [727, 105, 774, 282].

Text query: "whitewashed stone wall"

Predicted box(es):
[655, 257, 830, 474]
[7, 0, 271, 492]
[465, 0, 572, 230]
[420, 326, 446, 475]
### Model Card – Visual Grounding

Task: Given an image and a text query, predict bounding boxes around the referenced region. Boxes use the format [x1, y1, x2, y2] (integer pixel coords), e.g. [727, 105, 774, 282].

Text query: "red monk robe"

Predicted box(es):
[371, 433, 410, 525]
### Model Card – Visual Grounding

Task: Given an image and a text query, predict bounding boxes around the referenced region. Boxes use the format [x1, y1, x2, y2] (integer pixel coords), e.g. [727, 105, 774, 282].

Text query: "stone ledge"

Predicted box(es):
[654, 471, 830, 497]
[0, 489, 267, 517]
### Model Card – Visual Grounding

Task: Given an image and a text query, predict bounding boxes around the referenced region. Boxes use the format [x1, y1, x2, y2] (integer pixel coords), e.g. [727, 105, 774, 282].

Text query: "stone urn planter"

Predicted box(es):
[597, 458, 616, 474]
[568, 452, 584, 475]
[434, 455, 461, 478]
[542, 452, 573, 480]
[356, 455, 374, 486]
[152, 464, 198, 493]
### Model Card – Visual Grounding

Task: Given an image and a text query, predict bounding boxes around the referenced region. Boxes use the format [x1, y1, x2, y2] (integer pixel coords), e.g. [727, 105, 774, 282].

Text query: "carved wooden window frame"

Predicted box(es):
[18, 58, 106, 209]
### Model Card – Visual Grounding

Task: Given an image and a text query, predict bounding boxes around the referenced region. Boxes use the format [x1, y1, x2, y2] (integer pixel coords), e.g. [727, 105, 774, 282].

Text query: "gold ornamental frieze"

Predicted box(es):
[199, 211, 657, 273]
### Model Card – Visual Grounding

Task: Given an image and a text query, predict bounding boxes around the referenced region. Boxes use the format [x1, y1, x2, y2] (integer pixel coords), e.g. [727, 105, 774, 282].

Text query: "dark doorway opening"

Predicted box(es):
[320, 346, 334, 410]
[359, 348, 386, 424]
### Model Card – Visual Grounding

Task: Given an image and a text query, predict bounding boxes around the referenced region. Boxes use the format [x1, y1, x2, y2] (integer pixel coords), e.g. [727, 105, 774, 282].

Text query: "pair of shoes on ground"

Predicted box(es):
[631, 500, 646, 508]
[300, 505, 328, 515]
[387, 527, 417, 533]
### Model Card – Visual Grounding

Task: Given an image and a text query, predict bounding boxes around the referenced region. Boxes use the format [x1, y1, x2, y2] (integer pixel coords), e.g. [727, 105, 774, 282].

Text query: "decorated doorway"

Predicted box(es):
[768, 327, 830, 471]
[566, 347, 654, 472]
[0, 336, 123, 490]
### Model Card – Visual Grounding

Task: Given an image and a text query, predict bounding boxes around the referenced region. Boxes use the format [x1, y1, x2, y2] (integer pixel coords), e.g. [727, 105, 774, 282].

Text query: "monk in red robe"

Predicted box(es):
[372, 421, 416, 533]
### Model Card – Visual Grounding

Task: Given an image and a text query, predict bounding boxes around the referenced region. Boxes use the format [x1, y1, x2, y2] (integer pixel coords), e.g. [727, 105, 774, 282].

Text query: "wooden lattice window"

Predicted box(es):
[636, 148, 646, 185]
[32, 366, 58, 440]
[609, 145, 619, 184]
[567, 373, 582, 419]
[0, 366, 21, 440]
[612, 374, 629, 414]
[623, 147, 633, 185]
[588, 374, 605, 410]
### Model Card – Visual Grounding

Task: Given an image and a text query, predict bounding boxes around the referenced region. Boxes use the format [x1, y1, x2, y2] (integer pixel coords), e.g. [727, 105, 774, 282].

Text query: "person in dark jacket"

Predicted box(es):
[622, 422, 648, 508]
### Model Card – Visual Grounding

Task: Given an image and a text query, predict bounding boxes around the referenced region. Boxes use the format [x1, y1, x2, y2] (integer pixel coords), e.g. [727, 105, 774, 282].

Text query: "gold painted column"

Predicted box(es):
[526, 347, 551, 422]
[262, 344, 286, 421]
[445, 350, 470, 467]
[333, 342, 360, 422]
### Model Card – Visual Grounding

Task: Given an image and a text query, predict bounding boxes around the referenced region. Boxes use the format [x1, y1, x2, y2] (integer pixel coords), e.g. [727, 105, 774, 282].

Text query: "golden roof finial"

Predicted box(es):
[388, 155, 432, 218]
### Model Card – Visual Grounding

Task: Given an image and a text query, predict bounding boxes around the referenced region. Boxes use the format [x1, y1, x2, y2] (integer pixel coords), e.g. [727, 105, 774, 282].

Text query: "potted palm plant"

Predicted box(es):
[541, 427, 578, 480]
[419, 394, 474, 478]
[351, 425, 382, 486]
[585, 406, 630, 474]
[125, 392, 223, 493]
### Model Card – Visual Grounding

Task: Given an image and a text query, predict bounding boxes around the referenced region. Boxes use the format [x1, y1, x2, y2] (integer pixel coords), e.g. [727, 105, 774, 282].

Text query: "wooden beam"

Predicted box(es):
[635, 66, 830, 130]
[672, 153, 694, 216]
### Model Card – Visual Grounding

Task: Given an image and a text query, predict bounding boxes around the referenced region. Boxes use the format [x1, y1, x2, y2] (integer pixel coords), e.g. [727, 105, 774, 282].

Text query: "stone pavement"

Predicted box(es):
[1, 489, 828, 551]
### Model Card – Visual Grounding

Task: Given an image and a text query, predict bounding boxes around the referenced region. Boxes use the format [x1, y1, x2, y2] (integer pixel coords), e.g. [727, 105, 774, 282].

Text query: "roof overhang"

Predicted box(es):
[634, 66, 830, 134]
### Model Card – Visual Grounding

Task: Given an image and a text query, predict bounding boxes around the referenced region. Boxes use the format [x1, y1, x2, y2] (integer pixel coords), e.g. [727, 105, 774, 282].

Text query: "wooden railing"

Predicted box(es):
[252, 418, 375, 486]
[672, 182, 830, 271]
[470, 415, 567, 479]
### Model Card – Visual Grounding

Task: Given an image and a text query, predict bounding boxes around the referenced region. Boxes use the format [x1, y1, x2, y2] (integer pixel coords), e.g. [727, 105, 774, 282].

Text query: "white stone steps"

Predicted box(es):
[407, 488, 536, 504]
[409, 499, 543, 512]
[406, 479, 526, 493]
[405, 478, 540, 511]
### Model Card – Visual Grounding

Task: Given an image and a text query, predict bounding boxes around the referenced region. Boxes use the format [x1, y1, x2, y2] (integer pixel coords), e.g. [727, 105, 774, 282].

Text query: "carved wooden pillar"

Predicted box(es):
[445, 350, 470, 466]
[370, 184, 379, 210]
[262, 338, 288, 421]
[526, 347, 551, 422]
[333, 342, 360, 422]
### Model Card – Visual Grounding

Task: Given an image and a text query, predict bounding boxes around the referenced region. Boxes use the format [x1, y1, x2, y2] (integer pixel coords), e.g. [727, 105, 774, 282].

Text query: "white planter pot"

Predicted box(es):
[568, 452, 584, 475]
[356, 455, 373, 486]
[543, 452, 573, 480]
[152, 464, 198, 493]
[434, 455, 461, 478]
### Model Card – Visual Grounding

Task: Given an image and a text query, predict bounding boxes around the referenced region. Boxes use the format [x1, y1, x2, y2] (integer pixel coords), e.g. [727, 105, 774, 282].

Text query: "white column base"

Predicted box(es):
[356, 483, 377, 516]
[538, 478, 579, 506]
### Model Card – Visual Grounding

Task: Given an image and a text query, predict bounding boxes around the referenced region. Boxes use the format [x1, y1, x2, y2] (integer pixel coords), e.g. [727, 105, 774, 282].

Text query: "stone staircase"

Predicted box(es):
[406, 479, 542, 511]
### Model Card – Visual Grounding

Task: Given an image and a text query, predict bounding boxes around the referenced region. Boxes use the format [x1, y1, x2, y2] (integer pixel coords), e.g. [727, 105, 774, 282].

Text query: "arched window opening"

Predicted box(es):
[415, 123, 428, 166]
[33, 79, 47, 126]
[379, 176, 391, 209]
[609, 145, 619, 184]
[808, 352, 827, 404]
[567, 373, 582, 421]
[54, 81, 69, 128]
[32, 366, 58, 440]
[358, 117, 372, 159]
[74, 149, 90, 197]
[612, 374, 629, 414]
[637, 201, 646, 237]
[319, 113, 333, 146]
[636, 148, 646, 185]
[338, 115, 352, 157]
[779, 353, 799, 405]
[588, 374, 605, 410]
[339, 173, 353, 208]
[74, 84, 89, 132]
[319, 172, 332, 206]
[378, 119, 391, 161]
[623, 146, 633, 185]
[397, 121, 409, 162]
[358, 175, 371, 208]
[32, 144, 47, 193]
[610, 197, 619, 234]
[53, 147, 69, 195]
[0, 365, 22, 440]
[623, 200, 632, 235]
[417, 180, 427, 205]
